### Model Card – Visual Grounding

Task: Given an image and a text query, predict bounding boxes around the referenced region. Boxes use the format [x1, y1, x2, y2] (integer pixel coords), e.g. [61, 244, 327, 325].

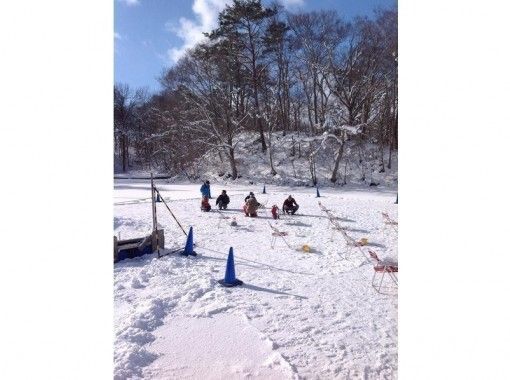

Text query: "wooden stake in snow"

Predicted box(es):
[151, 173, 161, 258]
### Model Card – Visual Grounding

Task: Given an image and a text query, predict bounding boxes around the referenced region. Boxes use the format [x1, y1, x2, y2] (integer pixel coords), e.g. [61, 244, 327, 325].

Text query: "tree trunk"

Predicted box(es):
[228, 147, 238, 179]
[254, 90, 267, 153]
[305, 90, 314, 133]
[379, 124, 385, 173]
[379, 143, 385, 173]
[393, 110, 398, 149]
[126, 135, 130, 169]
[249, 29, 266, 153]
[358, 145, 365, 182]
[342, 161, 348, 185]
[309, 155, 317, 185]
[122, 135, 127, 172]
[268, 142, 277, 176]
[330, 142, 345, 183]
[387, 144, 392, 169]
[313, 72, 318, 126]
[283, 63, 291, 135]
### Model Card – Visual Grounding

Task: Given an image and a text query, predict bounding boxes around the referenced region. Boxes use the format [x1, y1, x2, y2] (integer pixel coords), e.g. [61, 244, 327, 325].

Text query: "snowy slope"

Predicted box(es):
[114, 179, 398, 379]
[117, 132, 398, 189]
[198, 132, 398, 188]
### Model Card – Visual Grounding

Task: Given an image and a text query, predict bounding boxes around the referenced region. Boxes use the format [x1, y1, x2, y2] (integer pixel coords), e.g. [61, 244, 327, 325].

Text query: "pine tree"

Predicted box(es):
[207, 0, 277, 154]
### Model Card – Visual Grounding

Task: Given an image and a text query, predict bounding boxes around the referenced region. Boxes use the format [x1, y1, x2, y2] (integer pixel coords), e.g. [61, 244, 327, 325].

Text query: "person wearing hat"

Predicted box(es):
[216, 190, 230, 210]
[282, 195, 299, 215]
[244, 192, 261, 207]
[244, 194, 260, 217]
[200, 180, 211, 199]
[244, 191, 255, 202]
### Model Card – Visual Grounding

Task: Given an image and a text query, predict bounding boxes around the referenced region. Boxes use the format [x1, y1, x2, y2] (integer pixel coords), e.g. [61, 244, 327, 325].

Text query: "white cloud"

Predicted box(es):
[167, 0, 231, 63]
[167, 0, 304, 63]
[278, 0, 304, 8]
[118, 0, 140, 7]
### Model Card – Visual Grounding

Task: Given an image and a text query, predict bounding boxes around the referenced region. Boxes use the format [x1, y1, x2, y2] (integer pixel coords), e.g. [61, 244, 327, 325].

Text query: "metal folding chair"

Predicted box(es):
[368, 250, 398, 293]
[268, 223, 291, 249]
[381, 212, 398, 233]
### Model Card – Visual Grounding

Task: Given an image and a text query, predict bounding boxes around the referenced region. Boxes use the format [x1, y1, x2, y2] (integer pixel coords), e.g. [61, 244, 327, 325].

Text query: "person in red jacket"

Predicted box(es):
[201, 196, 211, 212]
[282, 195, 299, 215]
[271, 205, 280, 219]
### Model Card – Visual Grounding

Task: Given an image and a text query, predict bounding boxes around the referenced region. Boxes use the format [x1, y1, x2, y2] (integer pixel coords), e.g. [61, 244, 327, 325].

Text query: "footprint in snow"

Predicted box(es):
[131, 278, 145, 289]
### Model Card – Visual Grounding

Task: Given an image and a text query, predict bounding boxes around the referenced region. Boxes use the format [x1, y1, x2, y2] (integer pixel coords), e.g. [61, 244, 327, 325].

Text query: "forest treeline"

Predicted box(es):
[114, 0, 397, 183]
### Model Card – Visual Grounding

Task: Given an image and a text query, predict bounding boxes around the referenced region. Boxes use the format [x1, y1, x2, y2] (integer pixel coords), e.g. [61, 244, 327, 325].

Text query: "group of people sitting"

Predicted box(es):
[201, 189, 230, 212]
[199, 181, 299, 218]
[270, 196, 299, 219]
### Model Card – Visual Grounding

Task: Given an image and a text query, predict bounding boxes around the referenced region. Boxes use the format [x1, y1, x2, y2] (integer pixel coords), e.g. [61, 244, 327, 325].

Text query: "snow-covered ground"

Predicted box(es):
[114, 179, 398, 379]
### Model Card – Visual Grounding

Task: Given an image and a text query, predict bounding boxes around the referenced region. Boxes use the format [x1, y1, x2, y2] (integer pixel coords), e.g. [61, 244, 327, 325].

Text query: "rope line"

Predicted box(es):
[153, 186, 188, 237]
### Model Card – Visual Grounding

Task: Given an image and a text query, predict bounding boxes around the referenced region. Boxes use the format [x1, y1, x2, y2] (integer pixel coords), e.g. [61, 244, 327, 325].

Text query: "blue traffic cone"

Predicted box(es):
[181, 226, 197, 256]
[316, 186, 321, 198]
[218, 247, 243, 287]
[262, 184, 266, 194]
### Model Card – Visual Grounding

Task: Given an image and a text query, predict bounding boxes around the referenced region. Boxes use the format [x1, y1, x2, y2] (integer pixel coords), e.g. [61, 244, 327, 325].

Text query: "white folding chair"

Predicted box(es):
[369, 250, 398, 293]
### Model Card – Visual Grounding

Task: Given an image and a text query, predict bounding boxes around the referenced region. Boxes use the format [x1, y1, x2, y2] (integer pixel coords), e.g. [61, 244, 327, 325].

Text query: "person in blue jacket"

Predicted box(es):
[200, 180, 211, 199]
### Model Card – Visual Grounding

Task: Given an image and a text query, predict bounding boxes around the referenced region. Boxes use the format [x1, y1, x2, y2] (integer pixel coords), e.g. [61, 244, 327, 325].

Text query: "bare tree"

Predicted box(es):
[208, 0, 277, 153]
[288, 10, 347, 132]
[161, 44, 248, 179]
[114, 83, 147, 172]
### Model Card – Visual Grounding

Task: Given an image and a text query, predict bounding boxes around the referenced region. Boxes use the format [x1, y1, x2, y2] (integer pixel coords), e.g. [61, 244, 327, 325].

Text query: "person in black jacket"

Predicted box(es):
[282, 195, 299, 215]
[216, 190, 230, 210]
[244, 191, 255, 202]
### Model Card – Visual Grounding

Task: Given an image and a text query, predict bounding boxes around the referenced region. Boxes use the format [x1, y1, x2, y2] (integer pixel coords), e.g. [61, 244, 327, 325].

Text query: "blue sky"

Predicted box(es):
[114, 0, 396, 93]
